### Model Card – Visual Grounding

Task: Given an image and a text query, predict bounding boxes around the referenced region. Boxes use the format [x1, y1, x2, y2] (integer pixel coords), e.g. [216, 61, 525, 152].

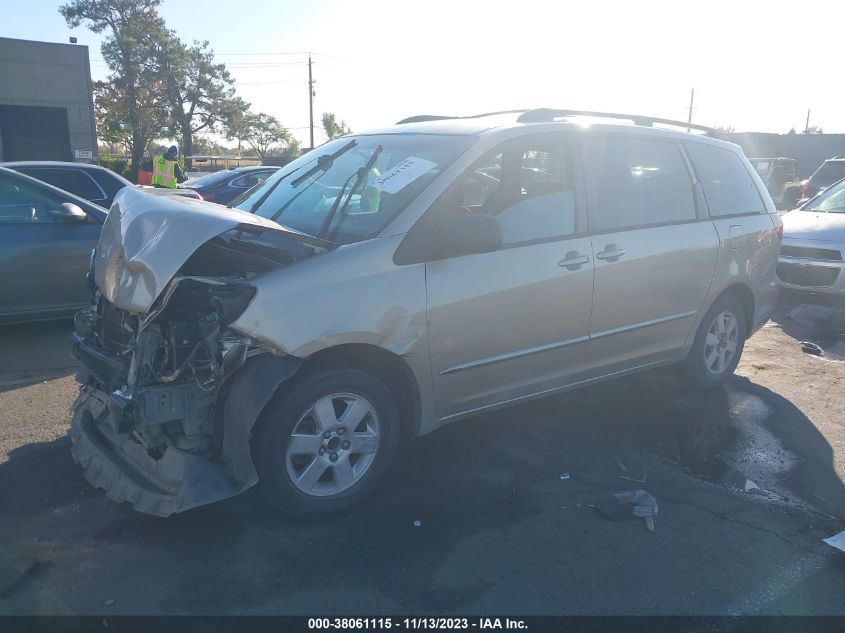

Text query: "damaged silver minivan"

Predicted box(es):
[70, 109, 782, 517]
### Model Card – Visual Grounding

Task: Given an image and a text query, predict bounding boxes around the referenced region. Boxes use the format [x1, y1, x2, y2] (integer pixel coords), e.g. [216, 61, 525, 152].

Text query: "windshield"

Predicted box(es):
[183, 170, 237, 188]
[806, 178, 845, 213]
[233, 134, 476, 243]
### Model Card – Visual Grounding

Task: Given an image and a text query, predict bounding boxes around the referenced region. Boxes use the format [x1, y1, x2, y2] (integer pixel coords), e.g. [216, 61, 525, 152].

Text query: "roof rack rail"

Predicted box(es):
[396, 110, 528, 125]
[516, 108, 720, 136]
[395, 115, 459, 125]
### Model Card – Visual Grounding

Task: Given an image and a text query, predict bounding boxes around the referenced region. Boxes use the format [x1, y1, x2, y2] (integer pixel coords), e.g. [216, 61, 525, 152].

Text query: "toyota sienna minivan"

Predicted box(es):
[70, 109, 782, 517]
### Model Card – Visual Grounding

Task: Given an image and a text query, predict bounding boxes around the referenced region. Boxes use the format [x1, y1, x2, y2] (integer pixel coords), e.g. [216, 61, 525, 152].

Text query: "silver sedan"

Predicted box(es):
[779, 178, 845, 296]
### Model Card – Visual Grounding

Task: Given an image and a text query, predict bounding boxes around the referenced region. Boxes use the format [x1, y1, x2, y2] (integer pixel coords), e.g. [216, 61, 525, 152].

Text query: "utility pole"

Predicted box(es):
[308, 54, 315, 150]
[687, 87, 695, 132]
[805, 108, 811, 133]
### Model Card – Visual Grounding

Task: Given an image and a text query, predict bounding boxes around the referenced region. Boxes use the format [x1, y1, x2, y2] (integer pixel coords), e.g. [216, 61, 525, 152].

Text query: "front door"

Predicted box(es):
[425, 135, 595, 421]
[0, 171, 100, 320]
[581, 133, 720, 374]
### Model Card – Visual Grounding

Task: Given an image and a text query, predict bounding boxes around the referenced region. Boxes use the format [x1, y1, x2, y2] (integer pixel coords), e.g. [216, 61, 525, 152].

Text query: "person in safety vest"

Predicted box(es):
[151, 145, 187, 188]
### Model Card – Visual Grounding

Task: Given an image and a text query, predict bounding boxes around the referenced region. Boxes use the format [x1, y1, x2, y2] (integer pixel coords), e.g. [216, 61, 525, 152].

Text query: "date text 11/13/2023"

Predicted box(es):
[307, 618, 528, 630]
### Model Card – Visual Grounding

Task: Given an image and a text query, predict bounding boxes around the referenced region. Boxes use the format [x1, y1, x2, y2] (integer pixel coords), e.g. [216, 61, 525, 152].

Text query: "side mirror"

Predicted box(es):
[53, 202, 88, 221]
[436, 212, 502, 259]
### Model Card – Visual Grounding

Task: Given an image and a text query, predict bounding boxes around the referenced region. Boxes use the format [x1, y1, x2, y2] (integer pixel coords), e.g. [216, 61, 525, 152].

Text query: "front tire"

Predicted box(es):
[251, 368, 400, 517]
[684, 295, 747, 389]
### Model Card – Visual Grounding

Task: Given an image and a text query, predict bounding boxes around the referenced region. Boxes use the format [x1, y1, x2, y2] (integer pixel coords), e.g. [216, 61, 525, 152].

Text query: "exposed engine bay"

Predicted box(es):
[69, 191, 324, 516]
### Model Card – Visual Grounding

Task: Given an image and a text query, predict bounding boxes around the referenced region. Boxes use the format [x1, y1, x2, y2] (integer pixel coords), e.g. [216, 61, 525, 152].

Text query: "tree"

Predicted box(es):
[156, 35, 248, 169]
[239, 112, 298, 162]
[60, 0, 168, 181]
[322, 112, 352, 140]
[787, 126, 797, 134]
[804, 125, 824, 134]
[93, 77, 166, 158]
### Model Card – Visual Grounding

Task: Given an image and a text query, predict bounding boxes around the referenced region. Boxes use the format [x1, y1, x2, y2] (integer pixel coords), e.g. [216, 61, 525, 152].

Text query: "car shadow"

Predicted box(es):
[0, 320, 77, 393]
[0, 365, 842, 614]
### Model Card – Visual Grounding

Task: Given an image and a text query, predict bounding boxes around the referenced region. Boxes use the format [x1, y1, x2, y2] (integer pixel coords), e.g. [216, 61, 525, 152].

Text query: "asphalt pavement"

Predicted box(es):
[0, 304, 843, 615]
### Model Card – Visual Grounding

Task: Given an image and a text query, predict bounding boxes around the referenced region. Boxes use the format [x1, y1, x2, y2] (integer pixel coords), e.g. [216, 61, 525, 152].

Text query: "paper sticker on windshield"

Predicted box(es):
[369, 157, 437, 195]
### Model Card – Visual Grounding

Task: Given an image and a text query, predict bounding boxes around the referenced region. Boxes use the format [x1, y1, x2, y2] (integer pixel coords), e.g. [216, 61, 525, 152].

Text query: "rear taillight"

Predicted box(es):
[776, 225, 783, 239]
[194, 193, 204, 201]
[801, 181, 809, 197]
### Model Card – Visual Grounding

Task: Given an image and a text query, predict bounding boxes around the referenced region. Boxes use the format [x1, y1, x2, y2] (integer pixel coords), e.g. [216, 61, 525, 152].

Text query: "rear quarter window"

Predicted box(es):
[811, 161, 845, 187]
[686, 143, 766, 216]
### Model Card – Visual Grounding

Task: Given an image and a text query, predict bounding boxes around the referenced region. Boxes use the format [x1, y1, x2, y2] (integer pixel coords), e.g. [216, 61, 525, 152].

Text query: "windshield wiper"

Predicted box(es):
[245, 140, 357, 213]
[317, 145, 383, 239]
[290, 139, 357, 188]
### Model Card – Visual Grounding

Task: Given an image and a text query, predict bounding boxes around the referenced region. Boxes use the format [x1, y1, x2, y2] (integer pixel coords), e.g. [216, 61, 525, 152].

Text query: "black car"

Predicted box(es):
[0, 165, 106, 324]
[182, 166, 279, 205]
[3, 161, 202, 208]
[800, 157, 845, 201]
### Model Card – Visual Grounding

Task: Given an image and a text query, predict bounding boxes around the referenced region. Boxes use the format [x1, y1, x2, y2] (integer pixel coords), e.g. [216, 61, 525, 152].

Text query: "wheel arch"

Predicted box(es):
[299, 343, 422, 440]
[714, 282, 756, 336]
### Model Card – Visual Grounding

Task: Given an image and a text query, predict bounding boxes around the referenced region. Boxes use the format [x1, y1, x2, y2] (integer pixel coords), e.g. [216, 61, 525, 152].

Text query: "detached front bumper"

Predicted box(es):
[70, 387, 247, 517]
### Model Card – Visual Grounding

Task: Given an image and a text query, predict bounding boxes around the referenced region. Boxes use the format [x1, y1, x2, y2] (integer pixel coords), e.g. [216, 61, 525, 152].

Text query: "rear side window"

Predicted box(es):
[686, 143, 765, 216]
[17, 167, 104, 202]
[811, 161, 845, 187]
[585, 136, 696, 231]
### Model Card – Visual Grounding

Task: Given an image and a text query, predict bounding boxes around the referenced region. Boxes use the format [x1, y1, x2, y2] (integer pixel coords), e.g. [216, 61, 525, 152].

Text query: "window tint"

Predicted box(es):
[18, 168, 104, 202]
[812, 161, 845, 187]
[0, 172, 80, 223]
[586, 137, 696, 231]
[452, 143, 575, 245]
[686, 143, 765, 216]
[231, 173, 269, 188]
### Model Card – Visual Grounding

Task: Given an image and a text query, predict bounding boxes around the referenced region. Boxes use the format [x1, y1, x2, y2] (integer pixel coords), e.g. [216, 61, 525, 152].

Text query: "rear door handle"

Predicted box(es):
[558, 252, 591, 270]
[596, 246, 626, 261]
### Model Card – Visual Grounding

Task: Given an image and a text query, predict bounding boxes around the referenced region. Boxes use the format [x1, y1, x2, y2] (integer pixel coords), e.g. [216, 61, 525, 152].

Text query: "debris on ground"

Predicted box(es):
[413, 520, 421, 528]
[105, 598, 115, 606]
[801, 341, 824, 356]
[0, 559, 44, 598]
[559, 472, 570, 480]
[595, 489, 659, 532]
[823, 530, 845, 554]
[618, 473, 647, 484]
[721, 468, 763, 493]
[614, 456, 628, 473]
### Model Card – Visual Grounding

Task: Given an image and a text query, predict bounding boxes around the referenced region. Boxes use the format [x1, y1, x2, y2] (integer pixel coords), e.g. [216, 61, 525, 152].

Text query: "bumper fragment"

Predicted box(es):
[70, 389, 247, 517]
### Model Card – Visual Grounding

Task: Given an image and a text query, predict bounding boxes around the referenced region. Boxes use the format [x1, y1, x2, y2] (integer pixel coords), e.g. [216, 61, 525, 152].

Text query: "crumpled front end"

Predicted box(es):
[69, 189, 323, 516]
[70, 282, 303, 516]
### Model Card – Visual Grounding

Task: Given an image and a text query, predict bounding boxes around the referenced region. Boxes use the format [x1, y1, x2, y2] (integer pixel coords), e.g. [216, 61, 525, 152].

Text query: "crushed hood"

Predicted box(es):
[782, 210, 845, 244]
[94, 187, 321, 314]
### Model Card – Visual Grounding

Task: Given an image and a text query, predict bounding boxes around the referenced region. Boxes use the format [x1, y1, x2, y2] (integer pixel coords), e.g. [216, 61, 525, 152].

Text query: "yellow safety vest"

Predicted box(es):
[151, 155, 178, 188]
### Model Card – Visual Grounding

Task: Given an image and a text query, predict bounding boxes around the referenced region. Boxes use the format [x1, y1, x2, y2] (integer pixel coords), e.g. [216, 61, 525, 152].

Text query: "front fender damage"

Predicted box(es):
[71, 351, 302, 518]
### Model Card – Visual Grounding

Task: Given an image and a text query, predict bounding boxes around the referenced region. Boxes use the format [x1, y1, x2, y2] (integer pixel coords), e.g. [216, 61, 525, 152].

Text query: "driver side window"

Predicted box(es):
[0, 173, 78, 224]
[451, 142, 576, 246]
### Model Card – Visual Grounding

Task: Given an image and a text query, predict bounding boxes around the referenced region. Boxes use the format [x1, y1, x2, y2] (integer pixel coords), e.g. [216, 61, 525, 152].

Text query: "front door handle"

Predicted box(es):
[558, 252, 591, 270]
[596, 245, 626, 262]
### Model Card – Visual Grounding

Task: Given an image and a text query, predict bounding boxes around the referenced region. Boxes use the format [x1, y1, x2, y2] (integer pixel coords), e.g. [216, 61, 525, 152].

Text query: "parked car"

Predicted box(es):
[2, 161, 202, 208]
[779, 177, 845, 296]
[0, 165, 106, 324]
[181, 165, 279, 205]
[749, 157, 801, 210]
[69, 109, 782, 518]
[799, 157, 845, 203]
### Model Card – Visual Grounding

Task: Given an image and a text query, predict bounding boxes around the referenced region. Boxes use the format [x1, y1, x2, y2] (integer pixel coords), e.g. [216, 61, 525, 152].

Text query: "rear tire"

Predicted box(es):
[684, 295, 747, 389]
[251, 368, 400, 517]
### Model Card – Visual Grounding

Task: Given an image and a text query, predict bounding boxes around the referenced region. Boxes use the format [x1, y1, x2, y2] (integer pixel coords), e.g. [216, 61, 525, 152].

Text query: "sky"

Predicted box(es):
[2, 0, 844, 148]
